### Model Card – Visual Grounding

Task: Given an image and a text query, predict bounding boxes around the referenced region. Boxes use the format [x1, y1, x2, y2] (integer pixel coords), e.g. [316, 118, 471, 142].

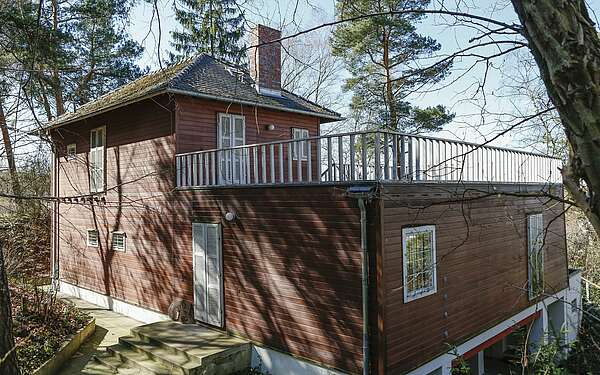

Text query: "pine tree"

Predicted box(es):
[171, 0, 246, 64]
[1, 0, 144, 119]
[331, 0, 453, 133]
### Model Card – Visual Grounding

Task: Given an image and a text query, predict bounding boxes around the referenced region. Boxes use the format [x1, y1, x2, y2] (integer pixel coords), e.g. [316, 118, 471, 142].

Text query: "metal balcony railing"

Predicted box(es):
[175, 130, 562, 188]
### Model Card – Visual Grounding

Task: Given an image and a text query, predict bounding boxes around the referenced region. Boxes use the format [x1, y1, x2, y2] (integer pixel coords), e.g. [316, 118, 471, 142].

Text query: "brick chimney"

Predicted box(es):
[248, 24, 282, 97]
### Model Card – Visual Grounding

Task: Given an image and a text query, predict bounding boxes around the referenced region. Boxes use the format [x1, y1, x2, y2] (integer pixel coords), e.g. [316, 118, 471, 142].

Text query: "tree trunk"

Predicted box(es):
[51, 0, 65, 116]
[0, 243, 19, 375]
[511, 0, 600, 236]
[0, 100, 21, 199]
[383, 30, 397, 130]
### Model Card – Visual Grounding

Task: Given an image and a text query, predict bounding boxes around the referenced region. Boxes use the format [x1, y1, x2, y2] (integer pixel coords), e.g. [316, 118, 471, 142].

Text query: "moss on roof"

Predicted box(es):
[48, 54, 341, 128]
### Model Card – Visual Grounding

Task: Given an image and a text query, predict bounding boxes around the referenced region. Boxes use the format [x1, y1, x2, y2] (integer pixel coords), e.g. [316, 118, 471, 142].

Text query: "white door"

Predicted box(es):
[192, 223, 223, 327]
[218, 114, 246, 184]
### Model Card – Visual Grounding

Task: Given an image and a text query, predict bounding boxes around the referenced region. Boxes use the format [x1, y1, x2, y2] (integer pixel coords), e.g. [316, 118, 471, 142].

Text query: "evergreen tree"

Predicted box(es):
[171, 0, 246, 64]
[0, 0, 144, 119]
[331, 0, 453, 133]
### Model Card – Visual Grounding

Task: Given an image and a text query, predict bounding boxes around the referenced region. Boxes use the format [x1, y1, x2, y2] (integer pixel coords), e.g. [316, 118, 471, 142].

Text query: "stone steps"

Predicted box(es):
[83, 321, 250, 375]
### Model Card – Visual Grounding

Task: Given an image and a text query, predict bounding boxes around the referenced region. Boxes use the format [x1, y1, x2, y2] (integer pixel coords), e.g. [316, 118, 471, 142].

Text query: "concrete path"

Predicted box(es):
[57, 295, 143, 375]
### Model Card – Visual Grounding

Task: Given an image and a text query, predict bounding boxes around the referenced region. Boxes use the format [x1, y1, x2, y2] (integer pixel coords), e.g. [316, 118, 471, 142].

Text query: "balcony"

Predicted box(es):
[175, 130, 561, 188]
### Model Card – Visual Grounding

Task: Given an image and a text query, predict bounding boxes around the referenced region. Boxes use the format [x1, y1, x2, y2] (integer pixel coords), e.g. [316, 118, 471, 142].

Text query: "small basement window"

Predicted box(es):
[112, 232, 126, 252]
[403, 225, 437, 302]
[87, 229, 99, 247]
[66, 143, 76, 160]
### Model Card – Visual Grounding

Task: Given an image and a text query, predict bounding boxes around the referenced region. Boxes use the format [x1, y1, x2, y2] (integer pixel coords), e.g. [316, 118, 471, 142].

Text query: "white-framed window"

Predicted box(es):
[87, 229, 99, 247]
[66, 143, 76, 160]
[292, 128, 309, 161]
[403, 225, 437, 302]
[528, 213, 544, 299]
[112, 232, 126, 252]
[217, 113, 246, 184]
[90, 127, 105, 193]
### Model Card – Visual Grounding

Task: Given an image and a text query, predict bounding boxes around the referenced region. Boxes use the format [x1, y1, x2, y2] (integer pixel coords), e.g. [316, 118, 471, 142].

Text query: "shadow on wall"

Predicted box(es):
[58, 110, 364, 372]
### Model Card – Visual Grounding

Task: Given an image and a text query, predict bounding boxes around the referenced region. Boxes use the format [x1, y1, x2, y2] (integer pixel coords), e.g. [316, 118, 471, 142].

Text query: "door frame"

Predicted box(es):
[192, 222, 224, 328]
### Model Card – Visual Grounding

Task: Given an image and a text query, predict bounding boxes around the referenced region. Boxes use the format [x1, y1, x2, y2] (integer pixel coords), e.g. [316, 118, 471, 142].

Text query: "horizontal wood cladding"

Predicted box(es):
[175, 95, 320, 154]
[57, 183, 365, 373]
[380, 184, 568, 374]
[179, 187, 364, 373]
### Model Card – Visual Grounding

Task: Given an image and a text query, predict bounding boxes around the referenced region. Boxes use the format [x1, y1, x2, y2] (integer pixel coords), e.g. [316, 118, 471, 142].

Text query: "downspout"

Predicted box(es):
[358, 197, 369, 375]
[51, 143, 60, 291]
[347, 185, 374, 375]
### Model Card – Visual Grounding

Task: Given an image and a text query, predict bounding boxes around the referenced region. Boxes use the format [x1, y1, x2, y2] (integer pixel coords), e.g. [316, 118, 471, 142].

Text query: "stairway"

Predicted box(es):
[82, 321, 251, 375]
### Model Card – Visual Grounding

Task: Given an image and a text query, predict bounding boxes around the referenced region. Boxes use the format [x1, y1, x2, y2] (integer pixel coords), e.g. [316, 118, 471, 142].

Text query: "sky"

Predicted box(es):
[128, 0, 600, 149]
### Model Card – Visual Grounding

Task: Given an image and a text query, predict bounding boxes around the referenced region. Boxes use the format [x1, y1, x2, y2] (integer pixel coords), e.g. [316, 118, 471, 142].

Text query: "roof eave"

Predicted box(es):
[45, 87, 343, 131]
[45, 90, 166, 130]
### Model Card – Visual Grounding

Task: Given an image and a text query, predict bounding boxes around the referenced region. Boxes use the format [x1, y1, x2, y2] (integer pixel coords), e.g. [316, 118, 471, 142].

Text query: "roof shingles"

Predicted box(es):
[48, 54, 341, 128]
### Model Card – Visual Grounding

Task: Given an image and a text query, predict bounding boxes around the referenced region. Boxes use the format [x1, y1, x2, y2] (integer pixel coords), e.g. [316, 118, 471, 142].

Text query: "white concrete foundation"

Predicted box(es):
[59, 280, 169, 324]
[251, 346, 347, 375]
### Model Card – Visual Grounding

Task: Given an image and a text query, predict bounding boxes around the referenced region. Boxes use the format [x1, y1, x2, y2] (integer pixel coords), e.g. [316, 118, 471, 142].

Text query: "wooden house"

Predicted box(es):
[48, 25, 582, 375]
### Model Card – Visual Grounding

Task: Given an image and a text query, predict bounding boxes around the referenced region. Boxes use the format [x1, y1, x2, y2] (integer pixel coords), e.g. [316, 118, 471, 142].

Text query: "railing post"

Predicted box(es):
[297, 140, 303, 182]
[261, 145, 267, 184]
[252, 147, 258, 184]
[361, 133, 367, 180]
[270, 144, 275, 184]
[350, 134, 356, 181]
[316, 138, 322, 182]
[374, 132, 381, 181]
[392, 134, 398, 180]
[415, 137, 421, 181]
[400, 136, 406, 180]
[279, 144, 284, 184]
[327, 137, 333, 182]
[407, 137, 413, 180]
[307, 140, 312, 183]
[288, 142, 293, 182]
[338, 135, 345, 181]
[383, 133, 389, 180]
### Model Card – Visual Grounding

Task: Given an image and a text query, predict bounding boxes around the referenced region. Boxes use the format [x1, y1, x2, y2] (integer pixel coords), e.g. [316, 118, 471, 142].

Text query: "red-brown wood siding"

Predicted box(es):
[52, 95, 363, 373]
[51, 93, 569, 375]
[175, 95, 320, 154]
[379, 184, 568, 374]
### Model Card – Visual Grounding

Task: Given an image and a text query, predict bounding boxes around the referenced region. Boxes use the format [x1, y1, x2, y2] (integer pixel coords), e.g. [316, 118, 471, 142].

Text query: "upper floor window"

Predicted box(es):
[112, 232, 126, 252]
[403, 225, 437, 302]
[90, 127, 105, 193]
[292, 128, 309, 161]
[87, 229, 99, 247]
[66, 143, 76, 160]
[528, 213, 544, 299]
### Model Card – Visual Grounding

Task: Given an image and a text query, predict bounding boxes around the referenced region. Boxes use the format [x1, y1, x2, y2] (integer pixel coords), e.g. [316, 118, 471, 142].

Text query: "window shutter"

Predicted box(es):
[90, 128, 105, 193]
[205, 224, 222, 326]
[192, 223, 222, 326]
[192, 223, 207, 321]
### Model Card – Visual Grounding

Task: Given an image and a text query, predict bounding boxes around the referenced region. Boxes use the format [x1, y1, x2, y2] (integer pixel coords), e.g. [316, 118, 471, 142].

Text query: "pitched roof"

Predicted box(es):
[47, 54, 342, 128]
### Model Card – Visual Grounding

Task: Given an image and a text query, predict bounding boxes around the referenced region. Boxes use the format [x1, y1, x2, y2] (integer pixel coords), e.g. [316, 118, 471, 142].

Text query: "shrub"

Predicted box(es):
[10, 284, 90, 374]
